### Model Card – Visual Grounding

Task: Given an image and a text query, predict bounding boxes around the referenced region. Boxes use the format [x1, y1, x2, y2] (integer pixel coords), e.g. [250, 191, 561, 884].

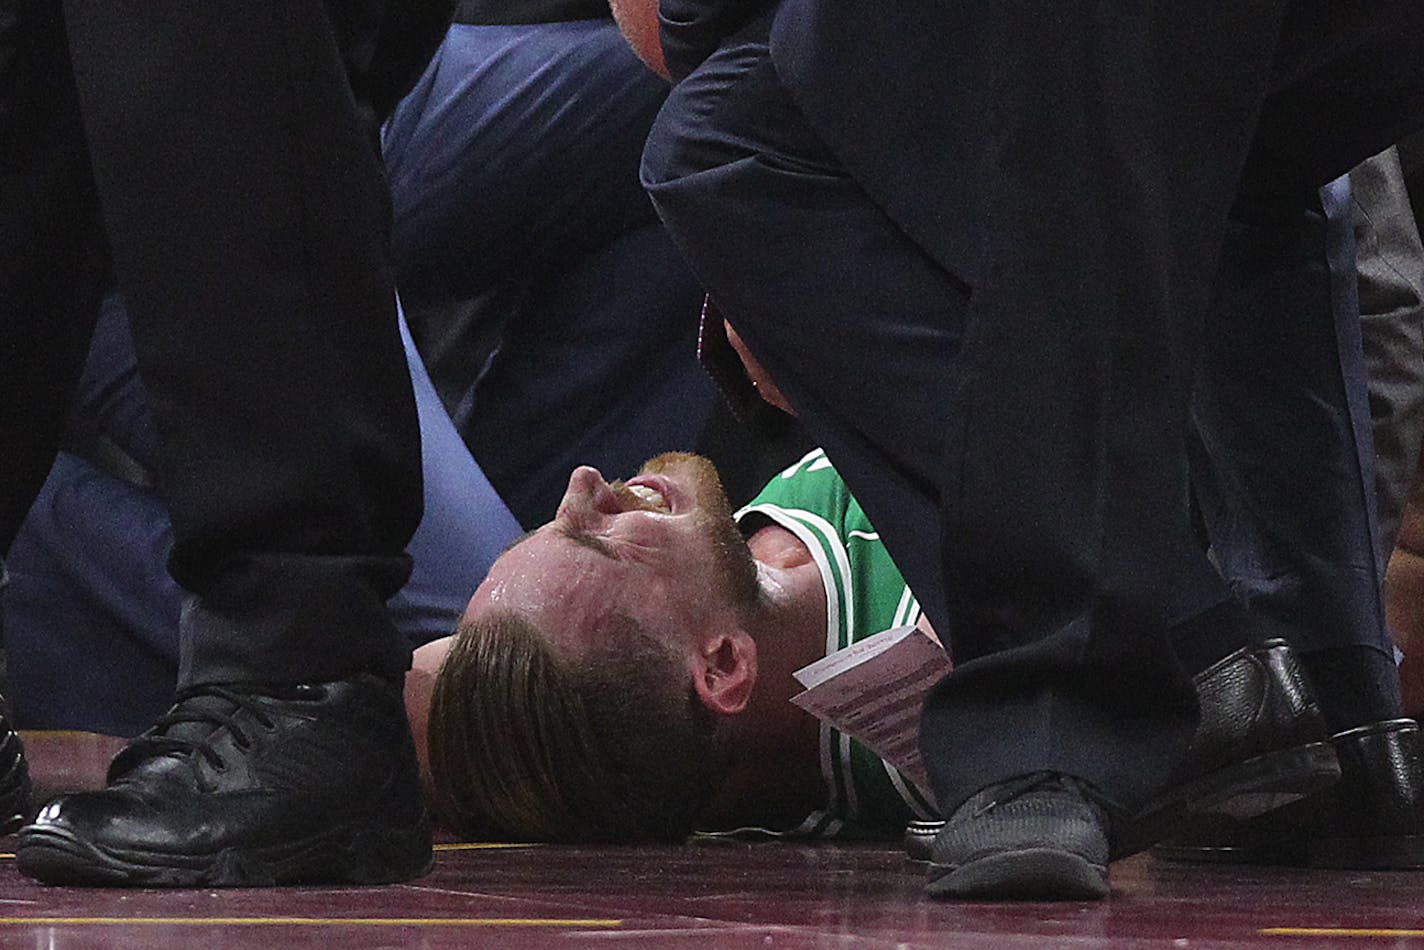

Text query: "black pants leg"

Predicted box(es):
[646, 0, 1424, 816]
[0, 0, 107, 551]
[3, 0, 449, 688]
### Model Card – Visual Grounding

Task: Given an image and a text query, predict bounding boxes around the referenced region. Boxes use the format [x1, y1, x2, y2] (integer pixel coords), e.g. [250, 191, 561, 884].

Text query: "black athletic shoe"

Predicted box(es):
[1155, 718, 1424, 868]
[926, 772, 1111, 901]
[0, 698, 31, 834]
[16, 675, 431, 887]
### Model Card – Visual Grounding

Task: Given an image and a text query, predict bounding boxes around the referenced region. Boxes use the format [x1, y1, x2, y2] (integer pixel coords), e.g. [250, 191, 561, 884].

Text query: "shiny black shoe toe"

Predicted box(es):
[1111, 638, 1339, 858]
[0, 697, 31, 834]
[1155, 718, 1424, 869]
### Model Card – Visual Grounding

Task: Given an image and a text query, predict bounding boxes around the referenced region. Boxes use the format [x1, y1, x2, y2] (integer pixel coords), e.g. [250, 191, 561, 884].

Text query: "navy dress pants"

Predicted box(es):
[644, 4, 1424, 815]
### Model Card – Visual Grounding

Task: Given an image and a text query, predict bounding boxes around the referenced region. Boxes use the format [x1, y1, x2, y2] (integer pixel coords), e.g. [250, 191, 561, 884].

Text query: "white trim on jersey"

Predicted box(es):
[736, 501, 860, 822]
[892, 585, 919, 630]
[884, 763, 939, 821]
[778, 447, 829, 480]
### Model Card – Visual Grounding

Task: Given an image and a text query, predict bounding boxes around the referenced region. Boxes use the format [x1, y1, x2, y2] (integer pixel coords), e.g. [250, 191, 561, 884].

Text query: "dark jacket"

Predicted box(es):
[658, 0, 985, 283]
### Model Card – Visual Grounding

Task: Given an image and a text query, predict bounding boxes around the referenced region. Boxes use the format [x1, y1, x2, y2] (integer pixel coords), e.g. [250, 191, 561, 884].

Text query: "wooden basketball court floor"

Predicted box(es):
[3, 732, 1424, 948]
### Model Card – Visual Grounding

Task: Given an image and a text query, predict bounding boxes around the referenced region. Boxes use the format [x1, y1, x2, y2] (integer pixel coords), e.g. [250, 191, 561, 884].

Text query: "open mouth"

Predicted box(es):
[625, 484, 668, 511]
[614, 474, 677, 514]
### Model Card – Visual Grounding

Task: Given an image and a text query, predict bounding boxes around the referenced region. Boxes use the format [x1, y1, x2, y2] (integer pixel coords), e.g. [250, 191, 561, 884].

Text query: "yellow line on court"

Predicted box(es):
[0, 917, 622, 928]
[1262, 928, 1424, 938]
[0, 853, 12, 860]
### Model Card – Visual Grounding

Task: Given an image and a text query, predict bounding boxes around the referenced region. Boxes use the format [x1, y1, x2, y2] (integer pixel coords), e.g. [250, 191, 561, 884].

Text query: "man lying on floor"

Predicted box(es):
[405, 446, 1332, 853]
[407, 447, 943, 842]
[408, 315, 1424, 864]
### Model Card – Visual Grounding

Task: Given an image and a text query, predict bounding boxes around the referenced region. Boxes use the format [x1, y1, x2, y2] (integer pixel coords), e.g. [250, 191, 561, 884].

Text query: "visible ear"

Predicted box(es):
[692, 630, 758, 716]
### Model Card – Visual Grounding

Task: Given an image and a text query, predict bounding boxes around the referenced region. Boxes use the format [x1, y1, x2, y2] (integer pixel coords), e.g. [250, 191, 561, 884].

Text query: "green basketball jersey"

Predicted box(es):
[735, 448, 940, 838]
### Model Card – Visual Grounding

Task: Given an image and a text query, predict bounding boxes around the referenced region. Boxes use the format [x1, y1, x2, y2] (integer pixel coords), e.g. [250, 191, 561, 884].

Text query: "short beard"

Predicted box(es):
[636, 452, 761, 611]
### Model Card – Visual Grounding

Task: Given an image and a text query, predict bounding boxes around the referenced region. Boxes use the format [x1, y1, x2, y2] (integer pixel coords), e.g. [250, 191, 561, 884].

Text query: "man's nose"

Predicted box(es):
[558, 466, 618, 521]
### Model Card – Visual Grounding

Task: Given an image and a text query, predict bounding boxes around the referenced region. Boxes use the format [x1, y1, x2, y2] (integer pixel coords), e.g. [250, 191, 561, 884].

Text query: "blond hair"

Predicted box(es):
[427, 611, 718, 842]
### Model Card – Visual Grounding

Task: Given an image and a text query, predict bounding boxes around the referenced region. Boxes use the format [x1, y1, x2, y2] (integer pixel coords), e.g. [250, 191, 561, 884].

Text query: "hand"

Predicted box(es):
[609, 0, 670, 79]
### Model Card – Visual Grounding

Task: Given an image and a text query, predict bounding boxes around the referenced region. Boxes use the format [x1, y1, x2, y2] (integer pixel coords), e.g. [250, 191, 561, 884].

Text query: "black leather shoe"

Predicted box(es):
[15, 675, 431, 886]
[1154, 718, 1424, 868]
[926, 772, 1111, 901]
[1110, 638, 1339, 857]
[910, 639, 1339, 864]
[0, 697, 31, 834]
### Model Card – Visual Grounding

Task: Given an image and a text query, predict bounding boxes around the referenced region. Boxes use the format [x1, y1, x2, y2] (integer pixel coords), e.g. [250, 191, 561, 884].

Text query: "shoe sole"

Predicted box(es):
[1113, 740, 1339, 858]
[926, 848, 1109, 901]
[1307, 834, 1424, 869]
[16, 817, 433, 887]
[1156, 833, 1424, 870]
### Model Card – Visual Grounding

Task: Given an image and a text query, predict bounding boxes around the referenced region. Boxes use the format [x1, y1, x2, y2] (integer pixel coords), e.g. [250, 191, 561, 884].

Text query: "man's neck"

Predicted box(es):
[701, 523, 830, 829]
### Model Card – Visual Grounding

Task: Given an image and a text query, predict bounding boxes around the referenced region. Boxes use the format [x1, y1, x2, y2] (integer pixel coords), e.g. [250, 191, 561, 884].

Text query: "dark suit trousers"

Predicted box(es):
[1, 0, 447, 687]
[1193, 179, 1386, 661]
[644, 4, 1424, 814]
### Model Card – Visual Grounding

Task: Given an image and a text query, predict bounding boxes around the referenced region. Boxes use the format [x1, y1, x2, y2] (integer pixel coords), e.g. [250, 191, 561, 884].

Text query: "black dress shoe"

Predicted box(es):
[0, 697, 31, 834]
[909, 639, 1339, 864]
[1110, 638, 1339, 857]
[16, 674, 431, 886]
[926, 771, 1111, 901]
[1154, 718, 1424, 868]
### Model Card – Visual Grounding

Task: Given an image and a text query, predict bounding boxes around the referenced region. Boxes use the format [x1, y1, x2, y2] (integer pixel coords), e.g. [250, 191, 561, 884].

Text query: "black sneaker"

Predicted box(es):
[16, 674, 431, 886]
[926, 772, 1111, 901]
[0, 698, 31, 834]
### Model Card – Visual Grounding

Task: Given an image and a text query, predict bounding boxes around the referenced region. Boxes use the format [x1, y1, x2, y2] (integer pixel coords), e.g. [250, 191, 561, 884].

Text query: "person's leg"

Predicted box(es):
[385, 21, 716, 526]
[643, 10, 1240, 824]
[6, 454, 182, 737]
[0, 0, 109, 840]
[1352, 149, 1424, 559]
[69, 0, 429, 688]
[13, 0, 451, 887]
[2, 293, 520, 737]
[386, 20, 669, 308]
[1191, 179, 1399, 731]
[646, 0, 1424, 898]
[455, 225, 714, 526]
[1170, 164, 1424, 871]
[390, 307, 524, 640]
[0, 0, 108, 553]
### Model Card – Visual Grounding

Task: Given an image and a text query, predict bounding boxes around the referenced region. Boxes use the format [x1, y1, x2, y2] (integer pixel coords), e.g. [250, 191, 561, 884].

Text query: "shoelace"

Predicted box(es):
[128, 685, 282, 772]
[972, 771, 1109, 818]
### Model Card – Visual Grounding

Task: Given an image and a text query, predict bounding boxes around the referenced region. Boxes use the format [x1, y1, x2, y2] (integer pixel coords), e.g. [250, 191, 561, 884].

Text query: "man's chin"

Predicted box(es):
[642, 453, 759, 606]
[639, 451, 716, 478]
[639, 452, 725, 501]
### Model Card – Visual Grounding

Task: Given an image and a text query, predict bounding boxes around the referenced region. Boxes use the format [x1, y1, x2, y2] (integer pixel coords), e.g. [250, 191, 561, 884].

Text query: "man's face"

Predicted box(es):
[463, 453, 760, 658]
